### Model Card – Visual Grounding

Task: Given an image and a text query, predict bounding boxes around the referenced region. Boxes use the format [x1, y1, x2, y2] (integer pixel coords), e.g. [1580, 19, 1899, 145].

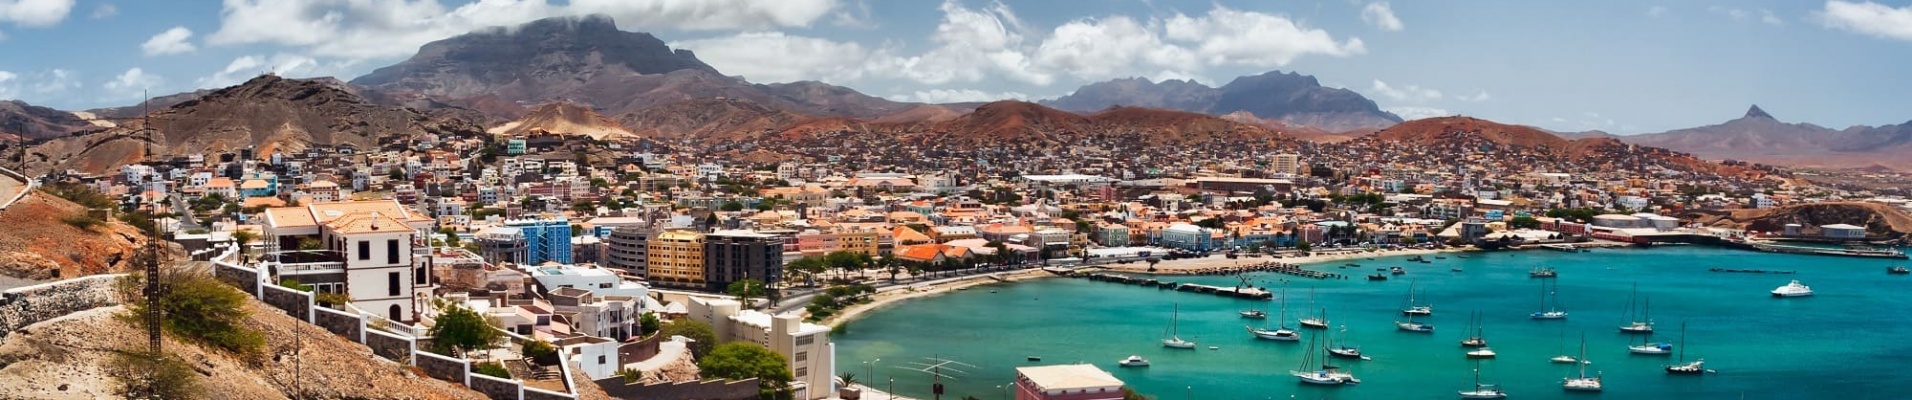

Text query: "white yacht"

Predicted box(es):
[1771, 280, 1814, 297]
[1619, 284, 1654, 334]
[1628, 332, 1674, 355]
[1118, 355, 1150, 367]
[1164, 303, 1197, 349]
[1563, 334, 1602, 392]
[1530, 279, 1567, 320]
[1458, 368, 1507, 399]
[1465, 347, 1497, 359]
[1292, 334, 1360, 386]
[1250, 287, 1301, 341]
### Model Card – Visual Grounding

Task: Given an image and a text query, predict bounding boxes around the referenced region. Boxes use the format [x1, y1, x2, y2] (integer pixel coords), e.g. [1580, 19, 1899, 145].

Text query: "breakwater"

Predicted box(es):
[1081, 273, 1274, 300]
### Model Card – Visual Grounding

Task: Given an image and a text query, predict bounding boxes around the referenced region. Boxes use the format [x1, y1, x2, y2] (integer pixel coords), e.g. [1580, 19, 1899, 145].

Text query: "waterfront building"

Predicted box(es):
[647, 229, 707, 289]
[687, 298, 836, 400]
[703, 230, 784, 292]
[1821, 224, 1867, 239]
[1013, 364, 1126, 400]
[1158, 223, 1216, 251]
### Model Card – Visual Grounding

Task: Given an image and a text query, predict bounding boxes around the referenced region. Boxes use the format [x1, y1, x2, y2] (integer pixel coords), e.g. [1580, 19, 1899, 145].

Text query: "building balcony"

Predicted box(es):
[264, 250, 347, 275]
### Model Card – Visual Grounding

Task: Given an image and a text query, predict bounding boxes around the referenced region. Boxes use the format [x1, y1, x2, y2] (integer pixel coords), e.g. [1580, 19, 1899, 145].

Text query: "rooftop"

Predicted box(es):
[1017, 364, 1124, 391]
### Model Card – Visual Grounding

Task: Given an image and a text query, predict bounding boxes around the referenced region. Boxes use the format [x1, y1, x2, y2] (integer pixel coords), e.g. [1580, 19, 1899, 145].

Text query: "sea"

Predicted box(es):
[833, 246, 1912, 400]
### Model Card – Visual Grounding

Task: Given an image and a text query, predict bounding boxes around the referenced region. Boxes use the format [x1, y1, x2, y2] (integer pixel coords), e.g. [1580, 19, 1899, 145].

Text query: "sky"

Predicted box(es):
[1, 0, 1910, 134]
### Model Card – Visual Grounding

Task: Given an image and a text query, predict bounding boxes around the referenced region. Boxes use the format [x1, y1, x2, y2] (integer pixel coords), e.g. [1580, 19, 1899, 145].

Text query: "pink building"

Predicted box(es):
[1014, 364, 1126, 400]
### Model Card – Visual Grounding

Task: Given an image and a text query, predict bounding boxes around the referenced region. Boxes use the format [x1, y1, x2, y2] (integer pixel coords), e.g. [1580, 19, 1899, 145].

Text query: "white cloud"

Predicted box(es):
[670, 31, 875, 83]
[205, 0, 841, 62]
[1456, 89, 1492, 102]
[0, 70, 17, 99]
[1647, 5, 1668, 18]
[88, 3, 113, 19]
[33, 68, 76, 94]
[890, 89, 1029, 104]
[1032, 15, 1197, 81]
[196, 53, 354, 89]
[1711, 6, 1752, 21]
[1165, 6, 1366, 67]
[102, 67, 162, 100]
[1819, 1, 1912, 40]
[1385, 106, 1454, 121]
[1369, 79, 1442, 102]
[1761, 9, 1785, 26]
[0, 0, 74, 27]
[1361, 2, 1404, 31]
[141, 26, 196, 56]
[871, 0, 1053, 86]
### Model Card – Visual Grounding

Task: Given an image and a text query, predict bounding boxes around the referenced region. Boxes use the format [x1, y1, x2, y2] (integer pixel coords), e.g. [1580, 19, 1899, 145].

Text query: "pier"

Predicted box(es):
[1080, 273, 1274, 300]
[1136, 261, 1345, 280]
[1743, 242, 1909, 260]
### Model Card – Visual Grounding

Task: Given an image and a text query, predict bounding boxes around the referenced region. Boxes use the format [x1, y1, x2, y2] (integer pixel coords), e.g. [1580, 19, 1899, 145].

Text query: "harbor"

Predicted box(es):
[1079, 273, 1274, 300]
[835, 246, 1912, 400]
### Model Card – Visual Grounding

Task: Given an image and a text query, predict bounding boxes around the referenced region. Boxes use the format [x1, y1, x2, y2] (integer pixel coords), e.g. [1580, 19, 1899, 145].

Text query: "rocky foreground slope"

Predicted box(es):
[0, 190, 146, 281]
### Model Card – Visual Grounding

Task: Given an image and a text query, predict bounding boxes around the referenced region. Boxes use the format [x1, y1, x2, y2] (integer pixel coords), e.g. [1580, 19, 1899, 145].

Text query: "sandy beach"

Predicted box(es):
[822, 268, 1050, 327]
[1096, 247, 1468, 274]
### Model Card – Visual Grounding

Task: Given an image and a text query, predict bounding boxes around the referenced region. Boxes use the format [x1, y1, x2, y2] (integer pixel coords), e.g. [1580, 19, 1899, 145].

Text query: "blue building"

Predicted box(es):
[1158, 224, 1216, 252]
[505, 219, 573, 265]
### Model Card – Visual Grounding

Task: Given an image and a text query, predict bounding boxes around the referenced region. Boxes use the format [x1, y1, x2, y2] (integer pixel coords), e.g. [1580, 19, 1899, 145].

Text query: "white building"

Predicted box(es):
[688, 297, 835, 400]
[524, 264, 649, 299]
[1272, 153, 1301, 176]
[260, 200, 436, 322]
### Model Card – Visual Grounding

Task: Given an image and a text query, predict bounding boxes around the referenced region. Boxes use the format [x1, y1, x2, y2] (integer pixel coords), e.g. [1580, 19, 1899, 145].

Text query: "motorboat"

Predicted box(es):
[1390, 266, 1407, 275]
[1457, 367, 1507, 399]
[1118, 355, 1150, 367]
[1451, 267, 1464, 272]
[1890, 266, 1910, 275]
[1026, 356, 1042, 361]
[1465, 347, 1497, 359]
[1562, 334, 1602, 392]
[1240, 309, 1268, 319]
[1771, 280, 1814, 297]
[1529, 267, 1557, 278]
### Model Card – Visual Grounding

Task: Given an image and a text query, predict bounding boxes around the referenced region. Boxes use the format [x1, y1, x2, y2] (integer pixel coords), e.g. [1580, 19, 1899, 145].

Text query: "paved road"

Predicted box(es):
[0, 170, 23, 210]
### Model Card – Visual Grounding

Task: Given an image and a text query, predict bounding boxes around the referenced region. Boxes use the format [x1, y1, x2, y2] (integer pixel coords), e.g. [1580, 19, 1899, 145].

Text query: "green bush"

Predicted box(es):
[658, 318, 717, 359]
[110, 350, 200, 399]
[521, 340, 559, 360]
[427, 306, 502, 356]
[42, 182, 115, 209]
[121, 270, 265, 356]
[473, 361, 511, 379]
[62, 212, 104, 229]
[698, 342, 793, 399]
[315, 292, 352, 308]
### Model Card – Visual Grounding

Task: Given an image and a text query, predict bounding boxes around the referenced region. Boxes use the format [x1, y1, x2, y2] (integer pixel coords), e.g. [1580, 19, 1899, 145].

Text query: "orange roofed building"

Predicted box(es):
[259, 200, 436, 322]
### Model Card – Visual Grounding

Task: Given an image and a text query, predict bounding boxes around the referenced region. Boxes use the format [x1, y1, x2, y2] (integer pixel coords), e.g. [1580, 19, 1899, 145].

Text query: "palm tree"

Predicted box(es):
[230, 230, 256, 262]
[838, 372, 858, 387]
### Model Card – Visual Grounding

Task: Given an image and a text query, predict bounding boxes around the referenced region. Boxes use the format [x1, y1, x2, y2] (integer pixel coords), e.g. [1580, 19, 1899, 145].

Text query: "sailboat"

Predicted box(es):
[1292, 330, 1360, 385]
[1458, 366, 1507, 399]
[1530, 279, 1567, 320]
[1562, 333, 1603, 392]
[1619, 284, 1654, 334]
[1163, 303, 1197, 349]
[1401, 280, 1433, 316]
[1249, 287, 1300, 341]
[1298, 287, 1328, 329]
[1327, 319, 1371, 360]
[1460, 311, 1488, 347]
[1627, 327, 1674, 355]
[1665, 322, 1709, 375]
[1397, 309, 1434, 333]
[1549, 329, 1583, 364]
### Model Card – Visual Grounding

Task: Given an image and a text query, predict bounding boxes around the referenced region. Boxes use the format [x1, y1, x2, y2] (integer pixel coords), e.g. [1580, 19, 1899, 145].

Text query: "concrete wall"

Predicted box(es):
[417, 350, 469, 383]
[314, 306, 363, 341]
[0, 274, 124, 338]
[594, 377, 761, 400]
[365, 329, 413, 363]
[469, 373, 523, 400]
[522, 387, 574, 400]
[215, 263, 260, 297]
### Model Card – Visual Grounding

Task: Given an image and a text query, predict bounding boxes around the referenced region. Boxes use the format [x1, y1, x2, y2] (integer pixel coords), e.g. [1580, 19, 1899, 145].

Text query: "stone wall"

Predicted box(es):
[594, 378, 760, 400]
[469, 373, 522, 400]
[417, 350, 468, 384]
[0, 274, 123, 338]
[261, 284, 311, 322]
[313, 306, 362, 341]
[214, 263, 259, 296]
[521, 387, 574, 400]
[366, 329, 413, 362]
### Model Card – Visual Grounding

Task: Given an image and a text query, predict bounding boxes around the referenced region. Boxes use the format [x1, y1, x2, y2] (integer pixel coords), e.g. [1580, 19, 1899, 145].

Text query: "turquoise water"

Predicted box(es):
[833, 246, 1912, 400]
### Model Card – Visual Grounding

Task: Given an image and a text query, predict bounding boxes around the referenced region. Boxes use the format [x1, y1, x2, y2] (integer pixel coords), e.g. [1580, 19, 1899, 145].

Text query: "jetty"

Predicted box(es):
[1744, 242, 1909, 260]
[1708, 267, 1796, 274]
[1080, 273, 1274, 300]
[1136, 261, 1344, 280]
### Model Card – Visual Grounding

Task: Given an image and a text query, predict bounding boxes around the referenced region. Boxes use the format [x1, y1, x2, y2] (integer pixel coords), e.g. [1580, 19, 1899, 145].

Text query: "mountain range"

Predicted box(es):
[5, 14, 1902, 174]
[1041, 73, 1403, 132]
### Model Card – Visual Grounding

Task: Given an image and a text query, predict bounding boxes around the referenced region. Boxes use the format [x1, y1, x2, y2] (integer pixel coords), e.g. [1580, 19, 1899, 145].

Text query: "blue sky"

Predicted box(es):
[1, 0, 1910, 133]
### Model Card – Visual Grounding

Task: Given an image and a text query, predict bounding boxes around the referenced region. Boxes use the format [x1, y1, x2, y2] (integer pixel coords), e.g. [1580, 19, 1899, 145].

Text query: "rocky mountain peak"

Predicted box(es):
[1744, 104, 1774, 120]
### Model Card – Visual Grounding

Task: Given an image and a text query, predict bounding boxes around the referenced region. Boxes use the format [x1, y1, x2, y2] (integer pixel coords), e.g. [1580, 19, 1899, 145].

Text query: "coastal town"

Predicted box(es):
[4, 114, 1906, 400]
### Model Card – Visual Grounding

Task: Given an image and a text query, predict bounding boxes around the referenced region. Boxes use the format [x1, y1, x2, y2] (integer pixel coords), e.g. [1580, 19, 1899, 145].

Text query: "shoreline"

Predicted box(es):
[1096, 247, 1472, 275]
[822, 268, 1054, 327]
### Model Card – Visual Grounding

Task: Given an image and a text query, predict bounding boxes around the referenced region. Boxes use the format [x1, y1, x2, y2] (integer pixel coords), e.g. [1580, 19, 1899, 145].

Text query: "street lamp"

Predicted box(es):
[864, 358, 880, 389]
[888, 377, 895, 400]
[996, 385, 1004, 400]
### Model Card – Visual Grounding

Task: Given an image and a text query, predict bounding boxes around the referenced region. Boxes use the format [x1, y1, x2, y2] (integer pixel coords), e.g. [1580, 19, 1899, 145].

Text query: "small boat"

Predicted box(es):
[1460, 311, 1488, 348]
[1326, 321, 1370, 360]
[1451, 267, 1464, 272]
[1240, 309, 1268, 319]
[1562, 334, 1602, 392]
[1436, 256, 1448, 260]
[1458, 367, 1507, 399]
[1619, 284, 1654, 334]
[1397, 314, 1434, 333]
[1208, 346, 1219, 350]
[1465, 347, 1497, 359]
[1408, 255, 1427, 262]
[1550, 355, 1583, 364]
[1665, 322, 1709, 375]
[1390, 266, 1407, 275]
[1367, 274, 1388, 281]
[1163, 303, 1197, 349]
[1771, 280, 1814, 297]
[1529, 267, 1557, 278]
[1027, 356, 1042, 361]
[1890, 266, 1910, 275]
[1250, 287, 1302, 341]
[1628, 330, 1674, 355]
[1117, 355, 1149, 367]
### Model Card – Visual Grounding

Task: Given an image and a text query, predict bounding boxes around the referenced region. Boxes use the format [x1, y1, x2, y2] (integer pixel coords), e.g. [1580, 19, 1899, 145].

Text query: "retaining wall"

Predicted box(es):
[365, 329, 413, 362]
[594, 377, 761, 400]
[261, 284, 312, 322]
[0, 274, 125, 338]
[314, 306, 363, 341]
[469, 373, 523, 400]
[417, 350, 469, 383]
[214, 263, 260, 297]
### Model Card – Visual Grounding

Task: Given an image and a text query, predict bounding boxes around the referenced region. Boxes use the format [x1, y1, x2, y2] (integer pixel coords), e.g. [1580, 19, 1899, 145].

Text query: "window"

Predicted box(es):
[597, 355, 606, 365]
[794, 352, 807, 362]
[357, 241, 370, 260]
[795, 367, 807, 378]
[388, 272, 401, 296]
[387, 239, 400, 264]
[795, 335, 815, 346]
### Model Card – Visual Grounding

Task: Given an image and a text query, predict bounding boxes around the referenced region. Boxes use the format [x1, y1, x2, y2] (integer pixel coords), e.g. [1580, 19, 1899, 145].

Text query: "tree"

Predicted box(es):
[699, 342, 794, 400]
[440, 227, 461, 247]
[1297, 241, 1313, 252]
[728, 278, 766, 306]
[659, 318, 718, 358]
[121, 269, 264, 356]
[428, 306, 503, 356]
[639, 312, 662, 336]
[838, 372, 858, 387]
[1509, 216, 1542, 230]
[522, 340, 559, 366]
[720, 201, 746, 212]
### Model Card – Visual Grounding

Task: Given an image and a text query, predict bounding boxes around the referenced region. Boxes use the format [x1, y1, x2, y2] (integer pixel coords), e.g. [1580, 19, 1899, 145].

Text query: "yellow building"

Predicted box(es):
[647, 230, 707, 289]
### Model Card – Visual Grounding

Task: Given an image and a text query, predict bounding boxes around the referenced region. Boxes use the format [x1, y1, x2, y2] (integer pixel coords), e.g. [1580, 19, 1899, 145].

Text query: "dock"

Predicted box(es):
[1140, 261, 1345, 280]
[1080, 273, 1274, 300]
[1745, 242, 1909, 260]
[1708, 267, 1796, 274]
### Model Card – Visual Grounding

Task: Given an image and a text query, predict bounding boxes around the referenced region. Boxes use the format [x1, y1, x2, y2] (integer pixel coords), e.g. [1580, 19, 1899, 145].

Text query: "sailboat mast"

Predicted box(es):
[1678, 322, 1687, 362]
